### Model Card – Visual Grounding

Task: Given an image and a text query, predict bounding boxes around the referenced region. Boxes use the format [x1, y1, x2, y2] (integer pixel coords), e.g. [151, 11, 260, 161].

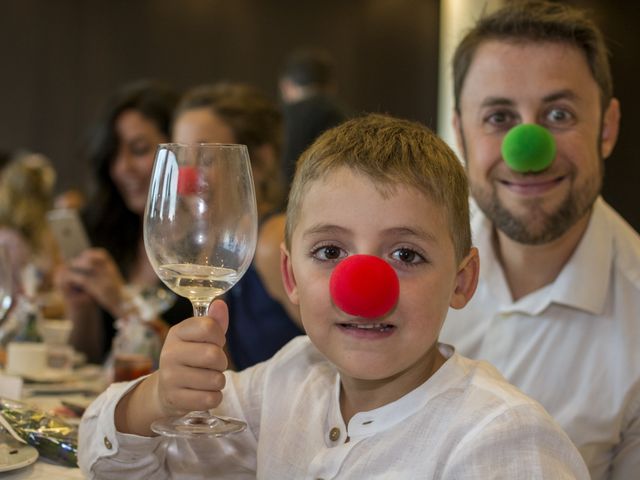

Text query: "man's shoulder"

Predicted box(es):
[597, 200, 640, 290]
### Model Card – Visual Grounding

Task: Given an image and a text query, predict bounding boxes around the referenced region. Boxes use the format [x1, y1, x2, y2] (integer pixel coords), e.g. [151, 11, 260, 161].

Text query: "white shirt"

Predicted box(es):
[79, 336, 588, 479]
[440, 197, 640, 480]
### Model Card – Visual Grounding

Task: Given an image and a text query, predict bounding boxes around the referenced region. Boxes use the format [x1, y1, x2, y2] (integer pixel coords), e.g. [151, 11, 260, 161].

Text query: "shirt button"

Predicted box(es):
[103, 436, 112, 450]
[329, 427, 340, 442]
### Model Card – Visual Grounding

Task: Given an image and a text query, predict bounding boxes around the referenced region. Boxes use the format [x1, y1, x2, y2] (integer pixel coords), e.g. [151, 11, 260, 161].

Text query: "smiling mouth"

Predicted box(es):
[498, 175, 566, 193]
[338, 322, 395, 332]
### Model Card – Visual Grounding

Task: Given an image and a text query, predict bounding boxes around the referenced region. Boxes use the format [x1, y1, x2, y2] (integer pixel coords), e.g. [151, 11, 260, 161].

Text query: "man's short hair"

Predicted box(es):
[453, 0, 613, 111]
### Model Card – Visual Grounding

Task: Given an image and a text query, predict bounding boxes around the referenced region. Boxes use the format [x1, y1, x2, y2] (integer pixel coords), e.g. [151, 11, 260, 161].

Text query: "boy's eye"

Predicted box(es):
[311, 245, 346, 261]
[391, 248, 424, 265]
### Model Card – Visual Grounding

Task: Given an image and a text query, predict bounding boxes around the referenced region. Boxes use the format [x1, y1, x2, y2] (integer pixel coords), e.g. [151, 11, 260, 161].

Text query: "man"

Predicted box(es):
[279, 47, 347, 191]
[439, 2, 640, 479]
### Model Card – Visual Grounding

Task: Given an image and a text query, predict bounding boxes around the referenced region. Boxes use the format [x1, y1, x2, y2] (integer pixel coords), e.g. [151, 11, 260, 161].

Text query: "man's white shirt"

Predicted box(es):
[441, 197, 640, 480]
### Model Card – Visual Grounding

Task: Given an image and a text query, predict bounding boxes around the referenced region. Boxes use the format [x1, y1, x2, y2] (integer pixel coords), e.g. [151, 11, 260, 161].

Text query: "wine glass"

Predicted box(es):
[144, 143, 258, 437]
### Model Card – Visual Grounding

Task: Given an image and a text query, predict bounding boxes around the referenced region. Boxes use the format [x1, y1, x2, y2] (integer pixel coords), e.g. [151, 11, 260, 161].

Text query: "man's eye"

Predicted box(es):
[545, 108, 574, 125]
[391, 248, 424, 265]
[312, 245, 345, 261]
[486, 111, 516, 126]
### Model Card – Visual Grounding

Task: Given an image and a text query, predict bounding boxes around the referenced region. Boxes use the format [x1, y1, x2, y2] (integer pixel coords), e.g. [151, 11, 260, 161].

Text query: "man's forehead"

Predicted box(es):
[460, 40, 596, 104]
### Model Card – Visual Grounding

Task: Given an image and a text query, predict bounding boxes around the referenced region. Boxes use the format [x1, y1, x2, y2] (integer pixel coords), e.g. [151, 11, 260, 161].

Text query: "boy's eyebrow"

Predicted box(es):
[303, 224, 350, 238]
[302, 224, 438, 244]
[382, 226, 438, 244]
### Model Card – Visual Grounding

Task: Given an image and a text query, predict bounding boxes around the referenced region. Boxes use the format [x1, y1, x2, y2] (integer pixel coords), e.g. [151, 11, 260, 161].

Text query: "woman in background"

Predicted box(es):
[173, 82, 303, 369]
[56, 80, 191, 364]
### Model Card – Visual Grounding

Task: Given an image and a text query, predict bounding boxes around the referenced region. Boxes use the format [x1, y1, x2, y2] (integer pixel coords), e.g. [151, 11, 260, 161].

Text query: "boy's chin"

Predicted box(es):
[333, 355, 405, 383]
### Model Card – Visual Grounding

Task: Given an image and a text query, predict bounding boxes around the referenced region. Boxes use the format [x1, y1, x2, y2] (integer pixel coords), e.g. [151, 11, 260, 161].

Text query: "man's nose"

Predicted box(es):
[501, 123, 556, 173]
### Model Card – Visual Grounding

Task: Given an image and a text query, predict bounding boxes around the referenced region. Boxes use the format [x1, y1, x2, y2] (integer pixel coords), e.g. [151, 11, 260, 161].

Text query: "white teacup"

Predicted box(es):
[38, 318, 73, 345]
[6, 342, 48, 378]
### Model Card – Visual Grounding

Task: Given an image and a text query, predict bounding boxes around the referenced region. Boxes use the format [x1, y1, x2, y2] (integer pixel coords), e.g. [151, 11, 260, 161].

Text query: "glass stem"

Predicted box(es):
[192, 302, 211, 317]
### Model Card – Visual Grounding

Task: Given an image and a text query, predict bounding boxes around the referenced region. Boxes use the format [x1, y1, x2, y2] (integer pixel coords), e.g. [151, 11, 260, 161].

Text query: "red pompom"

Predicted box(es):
[329, 255, 399, 319]
[177, 166, 200, 195]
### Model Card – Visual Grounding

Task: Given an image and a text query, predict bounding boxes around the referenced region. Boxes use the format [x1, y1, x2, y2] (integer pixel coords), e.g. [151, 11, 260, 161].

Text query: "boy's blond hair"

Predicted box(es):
[285, 113, 471, 262]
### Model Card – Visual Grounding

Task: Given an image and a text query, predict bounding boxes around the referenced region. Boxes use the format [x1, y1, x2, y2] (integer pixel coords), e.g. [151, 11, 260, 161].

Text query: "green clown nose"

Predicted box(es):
[501, 124, 556, 173]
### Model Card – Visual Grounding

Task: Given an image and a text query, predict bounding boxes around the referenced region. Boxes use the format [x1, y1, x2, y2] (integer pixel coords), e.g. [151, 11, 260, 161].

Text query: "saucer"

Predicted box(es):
[0, 440, 38, 472]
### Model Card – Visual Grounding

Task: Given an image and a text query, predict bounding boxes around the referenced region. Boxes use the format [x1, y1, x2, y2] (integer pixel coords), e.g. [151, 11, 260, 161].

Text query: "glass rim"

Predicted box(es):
[158, 142, 248, 149]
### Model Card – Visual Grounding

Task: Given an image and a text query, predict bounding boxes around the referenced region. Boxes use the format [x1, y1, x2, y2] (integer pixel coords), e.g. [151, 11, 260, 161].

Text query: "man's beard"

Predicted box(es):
[470, 172, 602, 245]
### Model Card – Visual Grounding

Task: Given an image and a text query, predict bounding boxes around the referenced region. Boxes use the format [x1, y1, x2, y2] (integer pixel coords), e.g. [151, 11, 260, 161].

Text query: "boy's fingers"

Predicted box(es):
[208, 299, 229, 335]
[161, 388, 224, 414]
[161, 364, 227, 392]
[172, 316, 226, 346]
[163, 341, 228, 371]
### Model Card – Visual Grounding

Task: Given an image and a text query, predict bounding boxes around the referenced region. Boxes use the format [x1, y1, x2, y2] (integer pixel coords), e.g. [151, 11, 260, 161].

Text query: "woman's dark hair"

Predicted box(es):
[84, 79, 178, 276]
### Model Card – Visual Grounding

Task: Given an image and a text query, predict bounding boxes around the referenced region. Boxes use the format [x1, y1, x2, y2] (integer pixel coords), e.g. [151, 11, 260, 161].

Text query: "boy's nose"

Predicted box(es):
[501, 123, 556, 173]
[329, 255, 399, 319]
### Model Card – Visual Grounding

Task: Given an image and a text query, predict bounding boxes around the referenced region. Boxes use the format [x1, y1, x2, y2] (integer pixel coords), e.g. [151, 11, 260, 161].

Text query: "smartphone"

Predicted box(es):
[46, 208, 91, 261]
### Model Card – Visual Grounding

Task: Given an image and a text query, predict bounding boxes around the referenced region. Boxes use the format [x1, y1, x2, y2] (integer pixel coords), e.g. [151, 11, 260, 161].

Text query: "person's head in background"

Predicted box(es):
[173, 82, 285, 216]
[86, 79, 178, 275]
[0, 151, 56, 253]
[279, 48, 336, 104]
[451, 0, 619, 246]
[0, 151, 57, 283]
[282, 113, 477, 385]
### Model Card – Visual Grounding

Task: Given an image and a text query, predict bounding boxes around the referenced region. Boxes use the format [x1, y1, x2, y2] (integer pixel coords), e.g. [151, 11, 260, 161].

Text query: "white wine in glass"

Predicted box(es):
[144, 143, 258, 437]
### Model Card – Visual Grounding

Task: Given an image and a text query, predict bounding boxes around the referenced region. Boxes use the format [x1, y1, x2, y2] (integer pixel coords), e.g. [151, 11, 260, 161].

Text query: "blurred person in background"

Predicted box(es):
[0, 151, 59, 292]
[279, 47, 348, 192]
[55, 80, 192, 364]
[173, 82, 303, 370]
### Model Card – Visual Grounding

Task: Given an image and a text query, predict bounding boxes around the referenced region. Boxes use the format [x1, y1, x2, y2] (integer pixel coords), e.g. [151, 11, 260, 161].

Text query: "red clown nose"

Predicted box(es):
[329, 255, 399, 319]
[177, 166, 200, 195]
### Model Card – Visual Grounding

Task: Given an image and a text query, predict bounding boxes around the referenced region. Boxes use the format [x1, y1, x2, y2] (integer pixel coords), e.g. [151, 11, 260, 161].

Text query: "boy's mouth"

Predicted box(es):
[338, 322, 395, 333]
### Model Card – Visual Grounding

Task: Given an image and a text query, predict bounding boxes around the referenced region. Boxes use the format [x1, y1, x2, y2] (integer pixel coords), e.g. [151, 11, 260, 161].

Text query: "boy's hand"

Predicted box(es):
[115, 300, 230, 436]
[156, 300, 230, 416]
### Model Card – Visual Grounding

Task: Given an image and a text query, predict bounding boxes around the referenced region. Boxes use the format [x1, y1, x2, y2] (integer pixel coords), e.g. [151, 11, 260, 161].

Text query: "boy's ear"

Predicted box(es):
[450, 247, 479, 310]
[280, 243, 300, 305]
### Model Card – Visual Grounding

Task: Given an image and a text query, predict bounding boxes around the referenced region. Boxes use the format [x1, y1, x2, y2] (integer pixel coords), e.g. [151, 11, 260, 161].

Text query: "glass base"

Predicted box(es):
[150, 411, 246, 438]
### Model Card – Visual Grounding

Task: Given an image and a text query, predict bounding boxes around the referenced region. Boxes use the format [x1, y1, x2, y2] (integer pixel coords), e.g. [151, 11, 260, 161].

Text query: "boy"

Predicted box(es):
[78, 114, 588, 478]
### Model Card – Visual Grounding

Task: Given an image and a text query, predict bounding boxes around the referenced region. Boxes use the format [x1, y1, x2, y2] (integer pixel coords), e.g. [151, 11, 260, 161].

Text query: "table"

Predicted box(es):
[0, 365, 107, 478]
[0, 458, 84, 479]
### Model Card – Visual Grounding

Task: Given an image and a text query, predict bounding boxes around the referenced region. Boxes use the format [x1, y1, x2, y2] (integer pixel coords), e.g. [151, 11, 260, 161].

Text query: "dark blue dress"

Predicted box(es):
[226, 263, 304, 370]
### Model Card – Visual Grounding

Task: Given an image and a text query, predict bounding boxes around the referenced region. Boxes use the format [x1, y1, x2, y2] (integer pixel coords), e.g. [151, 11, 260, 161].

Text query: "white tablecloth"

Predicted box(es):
[0, 459, 84, 479]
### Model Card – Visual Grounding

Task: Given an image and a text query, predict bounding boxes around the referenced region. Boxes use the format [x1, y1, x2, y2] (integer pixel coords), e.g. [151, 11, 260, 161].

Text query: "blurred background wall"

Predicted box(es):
[0, 0, 637, 231]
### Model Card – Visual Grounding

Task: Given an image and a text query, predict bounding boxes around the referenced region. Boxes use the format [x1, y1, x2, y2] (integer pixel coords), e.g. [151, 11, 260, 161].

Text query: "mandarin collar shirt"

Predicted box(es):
[79, 337, 587, 479]
[440, 197, 640, 480]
